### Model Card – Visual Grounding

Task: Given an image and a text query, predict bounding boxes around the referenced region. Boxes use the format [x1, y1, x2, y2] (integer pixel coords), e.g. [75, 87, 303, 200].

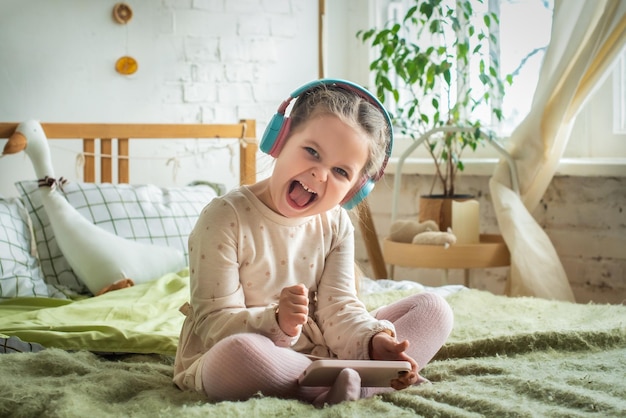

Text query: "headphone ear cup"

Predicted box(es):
[260, 113, 285, 155]
[341, 178, 375, 210]
[269, 118, 291, 157]
[260, 114, 292, 157]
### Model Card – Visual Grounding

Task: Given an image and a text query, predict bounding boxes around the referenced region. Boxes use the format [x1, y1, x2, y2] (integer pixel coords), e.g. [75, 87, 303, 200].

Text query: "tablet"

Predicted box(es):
[298, 359, 412, 387]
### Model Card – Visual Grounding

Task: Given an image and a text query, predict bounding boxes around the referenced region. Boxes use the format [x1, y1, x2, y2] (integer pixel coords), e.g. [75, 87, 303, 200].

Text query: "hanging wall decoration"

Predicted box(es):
[113, 3, 133, 23]
[113, 3, 138, 76]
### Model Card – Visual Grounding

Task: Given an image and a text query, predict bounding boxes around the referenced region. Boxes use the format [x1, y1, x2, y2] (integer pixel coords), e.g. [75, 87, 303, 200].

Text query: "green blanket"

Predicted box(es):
[0, 271, 191, 355]
[0, 272, 625, 417]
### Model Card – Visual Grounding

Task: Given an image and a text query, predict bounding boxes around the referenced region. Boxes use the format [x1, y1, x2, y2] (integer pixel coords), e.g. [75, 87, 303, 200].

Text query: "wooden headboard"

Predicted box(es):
[0, 120, 257, 185]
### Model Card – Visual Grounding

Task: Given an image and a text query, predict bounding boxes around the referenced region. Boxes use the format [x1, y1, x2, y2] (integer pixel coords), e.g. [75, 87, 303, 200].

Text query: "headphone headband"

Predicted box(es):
[260, 78, 394, 209]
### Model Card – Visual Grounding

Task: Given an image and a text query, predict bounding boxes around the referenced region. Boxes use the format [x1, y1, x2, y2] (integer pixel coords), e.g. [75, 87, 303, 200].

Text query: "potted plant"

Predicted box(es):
[357, 0, 513, 232]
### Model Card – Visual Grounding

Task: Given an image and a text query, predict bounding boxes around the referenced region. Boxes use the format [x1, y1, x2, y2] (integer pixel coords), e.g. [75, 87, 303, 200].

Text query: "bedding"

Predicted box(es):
[0, 273, 625, 417]
[0, 196, 49, 298]
[16, 180, 219, 295]
[8, 120, 198, 296]
[0, 120, 257, 297]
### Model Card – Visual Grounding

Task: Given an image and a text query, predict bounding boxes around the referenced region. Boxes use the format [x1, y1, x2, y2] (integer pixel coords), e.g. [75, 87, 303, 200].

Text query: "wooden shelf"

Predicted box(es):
[383, 234, 510, 270]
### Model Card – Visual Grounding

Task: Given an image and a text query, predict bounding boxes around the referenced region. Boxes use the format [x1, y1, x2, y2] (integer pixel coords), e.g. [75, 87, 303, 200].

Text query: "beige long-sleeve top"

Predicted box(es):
[173, 186, 395, 392]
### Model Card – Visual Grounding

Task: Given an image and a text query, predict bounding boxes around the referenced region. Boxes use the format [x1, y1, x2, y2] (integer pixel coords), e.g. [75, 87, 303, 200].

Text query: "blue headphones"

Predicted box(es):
[260, 78, 393, 209]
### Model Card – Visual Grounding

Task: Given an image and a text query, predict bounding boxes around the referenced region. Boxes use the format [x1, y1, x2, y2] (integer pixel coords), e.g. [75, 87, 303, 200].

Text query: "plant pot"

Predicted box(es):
[419, 194, 481, 245]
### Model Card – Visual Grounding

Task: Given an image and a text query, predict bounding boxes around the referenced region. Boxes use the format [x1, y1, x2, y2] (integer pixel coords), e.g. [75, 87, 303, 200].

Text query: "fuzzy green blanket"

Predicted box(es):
[1, 285, 625, 417]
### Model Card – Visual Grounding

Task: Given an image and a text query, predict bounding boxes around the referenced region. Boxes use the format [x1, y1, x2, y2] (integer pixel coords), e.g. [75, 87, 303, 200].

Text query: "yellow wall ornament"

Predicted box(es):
[115, 56, 138, 75]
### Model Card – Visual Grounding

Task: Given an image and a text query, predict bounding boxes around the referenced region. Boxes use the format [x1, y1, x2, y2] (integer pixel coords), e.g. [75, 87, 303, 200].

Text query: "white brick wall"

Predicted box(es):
[0, 0, 317, 195]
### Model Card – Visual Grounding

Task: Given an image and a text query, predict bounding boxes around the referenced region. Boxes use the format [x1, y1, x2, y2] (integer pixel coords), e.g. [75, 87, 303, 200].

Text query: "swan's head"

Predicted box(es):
[2, 120, 54, 179]
[2, 130, 27, 156]
[2, 120, 47, 158]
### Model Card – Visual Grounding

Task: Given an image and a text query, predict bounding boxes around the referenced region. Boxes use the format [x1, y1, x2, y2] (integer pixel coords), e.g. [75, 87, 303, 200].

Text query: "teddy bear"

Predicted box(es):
[389, 219, 457, 248]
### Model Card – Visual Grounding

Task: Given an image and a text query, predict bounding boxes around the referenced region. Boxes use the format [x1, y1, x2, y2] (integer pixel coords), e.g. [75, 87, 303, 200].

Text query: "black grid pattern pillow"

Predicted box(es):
[0, 196, 49, 298]
[16, 181, 219, 294]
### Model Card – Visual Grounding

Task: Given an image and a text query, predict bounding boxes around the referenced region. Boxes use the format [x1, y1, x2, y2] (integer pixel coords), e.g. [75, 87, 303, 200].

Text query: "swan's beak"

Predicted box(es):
[2, 131, 27, 156]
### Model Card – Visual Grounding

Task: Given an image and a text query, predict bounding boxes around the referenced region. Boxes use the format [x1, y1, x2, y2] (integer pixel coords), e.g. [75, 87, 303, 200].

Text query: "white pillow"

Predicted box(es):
[0, 196, 49, 298]
[16, 181, 219, 294]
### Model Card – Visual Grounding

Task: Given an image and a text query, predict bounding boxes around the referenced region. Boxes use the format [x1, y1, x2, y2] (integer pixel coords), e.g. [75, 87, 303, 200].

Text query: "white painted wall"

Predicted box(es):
[0, 0, 318, 196]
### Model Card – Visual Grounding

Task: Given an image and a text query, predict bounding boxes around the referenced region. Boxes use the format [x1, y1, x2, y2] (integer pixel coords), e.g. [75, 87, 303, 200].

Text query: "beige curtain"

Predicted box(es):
[489, 0, 626, 301]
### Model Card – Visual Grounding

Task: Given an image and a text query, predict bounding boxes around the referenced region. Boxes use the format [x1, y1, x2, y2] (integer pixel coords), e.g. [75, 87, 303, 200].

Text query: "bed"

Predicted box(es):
[1, 121, 625, 418]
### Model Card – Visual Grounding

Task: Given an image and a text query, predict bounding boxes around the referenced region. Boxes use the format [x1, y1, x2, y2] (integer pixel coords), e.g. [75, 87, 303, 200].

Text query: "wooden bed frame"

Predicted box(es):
[0, 120, 258, 185]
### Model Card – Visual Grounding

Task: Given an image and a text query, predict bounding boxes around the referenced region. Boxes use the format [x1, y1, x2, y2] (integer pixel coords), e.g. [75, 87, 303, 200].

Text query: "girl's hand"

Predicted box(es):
[277, 284, 309, 337]
[370, 331, 420, 390]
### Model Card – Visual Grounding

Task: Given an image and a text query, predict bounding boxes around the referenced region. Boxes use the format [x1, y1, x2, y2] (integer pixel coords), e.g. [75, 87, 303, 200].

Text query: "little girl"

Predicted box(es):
[173, 79, 454, 406]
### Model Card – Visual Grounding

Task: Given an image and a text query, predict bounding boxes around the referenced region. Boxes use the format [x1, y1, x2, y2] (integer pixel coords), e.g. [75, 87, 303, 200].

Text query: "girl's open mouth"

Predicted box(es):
[288, 180, 317, 208]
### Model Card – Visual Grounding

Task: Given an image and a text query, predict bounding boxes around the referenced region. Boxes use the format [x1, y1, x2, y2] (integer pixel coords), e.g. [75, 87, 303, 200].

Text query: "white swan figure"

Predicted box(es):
[2, 120, 186, 295]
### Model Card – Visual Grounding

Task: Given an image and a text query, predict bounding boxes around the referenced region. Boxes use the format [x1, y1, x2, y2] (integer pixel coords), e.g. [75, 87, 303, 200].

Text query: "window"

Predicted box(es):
[613, 47, 626, 135]
[566, 45, 626, 159]
[368, 0, 555, 137]
[497, 0, 553, 135]
[325, 0, 625, 169]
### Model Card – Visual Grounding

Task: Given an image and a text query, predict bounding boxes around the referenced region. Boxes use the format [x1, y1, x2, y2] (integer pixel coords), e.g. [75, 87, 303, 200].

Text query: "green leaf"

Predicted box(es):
[443, 68, 451, 85]
[381, 76, 393, 91]
[377, 86, 385, 102]
[405, 5, 418, 21]
[426, 65, 436, 87]
[429, 19, 441, 34]
[490, 11, 500, 25]
[419, 3, 433, 20]
[458, 42, 469, 57]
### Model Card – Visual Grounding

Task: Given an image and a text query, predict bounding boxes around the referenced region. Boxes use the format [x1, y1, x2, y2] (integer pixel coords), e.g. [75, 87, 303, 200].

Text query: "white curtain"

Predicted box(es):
[489, 0, 626, 301]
